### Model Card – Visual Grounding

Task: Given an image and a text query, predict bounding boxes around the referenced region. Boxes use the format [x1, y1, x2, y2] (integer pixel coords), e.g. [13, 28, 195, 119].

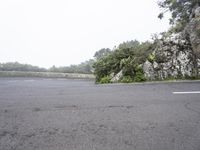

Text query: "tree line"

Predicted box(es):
[0, 60, 94, 74]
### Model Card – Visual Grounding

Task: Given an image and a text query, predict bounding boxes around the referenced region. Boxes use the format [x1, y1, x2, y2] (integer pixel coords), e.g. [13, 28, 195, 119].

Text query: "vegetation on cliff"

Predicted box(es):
[93, 41, 153, 83]
[93, 0, 200, 83]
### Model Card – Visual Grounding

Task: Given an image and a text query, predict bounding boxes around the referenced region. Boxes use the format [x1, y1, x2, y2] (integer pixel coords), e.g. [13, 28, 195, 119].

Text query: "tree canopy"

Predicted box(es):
[158, 0, 200, 31]
[94, 48, 112, 60]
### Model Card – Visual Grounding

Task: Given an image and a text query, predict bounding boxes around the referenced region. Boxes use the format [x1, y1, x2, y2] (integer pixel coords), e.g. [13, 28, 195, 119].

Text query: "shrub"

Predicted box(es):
[147, 54, 155, 63]
[121, 76, 133, 83]
[99, 76, 111, 84]
[134, 72, 146, 82]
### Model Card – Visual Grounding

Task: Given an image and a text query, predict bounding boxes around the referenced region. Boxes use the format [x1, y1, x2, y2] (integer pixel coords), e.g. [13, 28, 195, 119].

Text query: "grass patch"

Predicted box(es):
[0, 71, 95, 79]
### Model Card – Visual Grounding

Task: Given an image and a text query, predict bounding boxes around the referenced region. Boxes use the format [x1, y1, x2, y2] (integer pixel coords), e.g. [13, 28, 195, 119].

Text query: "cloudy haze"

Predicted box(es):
[0, 0, 170, 68]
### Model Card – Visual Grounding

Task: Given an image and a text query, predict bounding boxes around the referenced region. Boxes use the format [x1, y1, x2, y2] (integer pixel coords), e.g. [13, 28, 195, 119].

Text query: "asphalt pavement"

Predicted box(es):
[0, 78, 200, 150]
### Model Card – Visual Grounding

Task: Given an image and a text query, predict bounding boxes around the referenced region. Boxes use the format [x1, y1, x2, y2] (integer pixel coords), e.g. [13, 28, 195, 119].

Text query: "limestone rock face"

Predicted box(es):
[143, 33, 200, 80]
[143, 60, 155, 80]
[195, 7, 200, 17]
[109, 7, 200, 82]
[111, 70, 123, 82]
[185, 7, 200, 58]
[143, 7, 200, 80]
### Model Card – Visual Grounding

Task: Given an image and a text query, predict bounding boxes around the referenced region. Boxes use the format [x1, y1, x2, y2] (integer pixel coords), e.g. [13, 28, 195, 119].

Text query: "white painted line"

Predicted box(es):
[173, 91, 200, 94]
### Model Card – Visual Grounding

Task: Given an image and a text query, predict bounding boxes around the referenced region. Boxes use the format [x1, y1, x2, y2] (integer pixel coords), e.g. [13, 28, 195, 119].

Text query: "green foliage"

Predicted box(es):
[147, 54, 155, 63]
[158, 0, 200, 31]
[134, 72, 146, 82]
[93, 40, 152, 83]
[120, 76, 133, 83]
[99, 76, 111, 84]
[93, 54, 115, 82]
[0, 60, 94, 74]
[0, 62, 46, 72]
[94, 48, 112, 60]
[49, 59, 94, 74]
[0, 71, 94, 78]
[133, 65, 146, 82]
[118, 40, 140, 49]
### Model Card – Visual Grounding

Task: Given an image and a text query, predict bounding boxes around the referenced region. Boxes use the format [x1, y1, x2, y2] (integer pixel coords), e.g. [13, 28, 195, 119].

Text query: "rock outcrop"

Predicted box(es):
[143, 6, 200, 80]
[111, 70, 123, 82]
[185, 6, 200, 58]
[104, 7, 200, 82]
[143, 33, 200, 80]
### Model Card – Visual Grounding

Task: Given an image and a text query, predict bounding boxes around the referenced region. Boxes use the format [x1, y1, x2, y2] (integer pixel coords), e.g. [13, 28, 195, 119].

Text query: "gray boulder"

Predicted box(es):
[111, 70, 123, 82]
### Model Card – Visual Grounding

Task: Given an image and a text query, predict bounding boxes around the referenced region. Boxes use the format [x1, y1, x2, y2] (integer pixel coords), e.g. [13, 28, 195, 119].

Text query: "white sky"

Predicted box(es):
[0, 0, 170, 68]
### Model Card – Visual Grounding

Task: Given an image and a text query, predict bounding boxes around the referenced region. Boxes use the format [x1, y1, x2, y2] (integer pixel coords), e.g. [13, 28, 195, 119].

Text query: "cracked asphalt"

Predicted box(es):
[0, 78, 200, 150]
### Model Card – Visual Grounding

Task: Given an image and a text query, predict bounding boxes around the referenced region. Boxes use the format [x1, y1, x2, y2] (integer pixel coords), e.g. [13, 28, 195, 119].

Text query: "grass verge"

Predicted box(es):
[0, 71, 95, 79]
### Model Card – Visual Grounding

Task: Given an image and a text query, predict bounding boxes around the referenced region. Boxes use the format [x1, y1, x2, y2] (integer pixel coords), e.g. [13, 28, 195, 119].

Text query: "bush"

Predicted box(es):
[147, 54, 155, 63]
[120, 76, 133, 83]
[93, 40, 153, 84]
[134, 72, 146, 82]
[99, 76, 111, 84]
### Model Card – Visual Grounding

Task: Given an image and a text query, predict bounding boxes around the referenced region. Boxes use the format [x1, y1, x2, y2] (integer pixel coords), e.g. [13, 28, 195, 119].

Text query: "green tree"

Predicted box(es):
[118, 40, 140, 49]
[94, 48, 112, 60]
[0, 62, 46, 72]
[158, 0, 200, 31]
[93, 40, 152, 83]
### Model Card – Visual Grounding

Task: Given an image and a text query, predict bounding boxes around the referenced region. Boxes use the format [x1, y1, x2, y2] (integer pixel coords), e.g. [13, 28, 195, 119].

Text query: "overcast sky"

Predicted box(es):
[0, 0, 170, 68]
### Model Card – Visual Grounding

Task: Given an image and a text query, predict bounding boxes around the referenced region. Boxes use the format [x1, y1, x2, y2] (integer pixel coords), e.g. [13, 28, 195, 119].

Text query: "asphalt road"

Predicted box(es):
[0, 78, 200, 150]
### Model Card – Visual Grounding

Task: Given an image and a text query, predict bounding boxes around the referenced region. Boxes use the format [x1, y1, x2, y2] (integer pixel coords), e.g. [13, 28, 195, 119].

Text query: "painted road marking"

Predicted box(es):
[173, 91, 200, 94]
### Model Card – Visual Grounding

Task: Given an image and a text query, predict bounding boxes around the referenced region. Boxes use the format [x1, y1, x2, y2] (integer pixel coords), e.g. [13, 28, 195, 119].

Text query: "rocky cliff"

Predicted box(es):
[95, 6, 200, 83]
[143, 7, 200, 81]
